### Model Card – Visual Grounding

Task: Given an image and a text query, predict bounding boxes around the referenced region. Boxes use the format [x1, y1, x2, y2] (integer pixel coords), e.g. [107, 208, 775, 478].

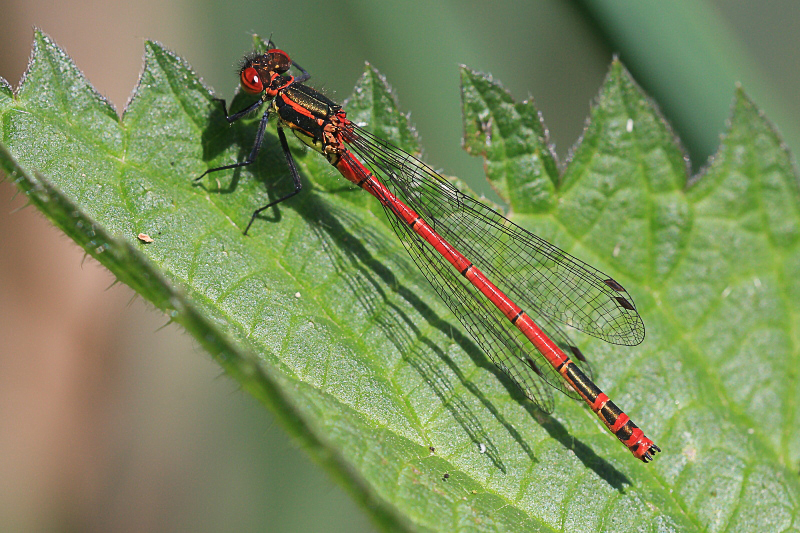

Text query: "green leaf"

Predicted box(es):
[2, 30, 799, 532]
[462, 60, 800, 531]
[461, 68, 559, 213]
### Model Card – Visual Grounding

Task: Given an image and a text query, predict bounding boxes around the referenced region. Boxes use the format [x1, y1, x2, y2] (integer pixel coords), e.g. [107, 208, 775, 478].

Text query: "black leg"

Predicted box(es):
[291, 59, 311, 83]
[243, 126, 303, 235]
[195, 105, 271, 182]
[218, 97, 264, 123]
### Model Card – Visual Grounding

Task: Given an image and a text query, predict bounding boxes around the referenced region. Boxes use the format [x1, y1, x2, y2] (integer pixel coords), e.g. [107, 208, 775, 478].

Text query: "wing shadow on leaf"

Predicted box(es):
[286, 181, 628, 487]
[310, 201, 513, 472]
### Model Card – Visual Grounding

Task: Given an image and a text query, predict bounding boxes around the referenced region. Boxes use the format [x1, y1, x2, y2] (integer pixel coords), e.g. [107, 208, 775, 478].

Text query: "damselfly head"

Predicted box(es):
[238, 49, 293, 94]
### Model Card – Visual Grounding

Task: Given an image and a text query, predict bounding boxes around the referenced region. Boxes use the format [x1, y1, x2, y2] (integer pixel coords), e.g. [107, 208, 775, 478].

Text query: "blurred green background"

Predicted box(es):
[1, 1, 798, 531]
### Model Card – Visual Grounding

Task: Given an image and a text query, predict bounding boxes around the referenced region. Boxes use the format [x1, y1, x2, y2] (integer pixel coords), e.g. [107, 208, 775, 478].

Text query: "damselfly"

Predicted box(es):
[196, 43, 659, 462]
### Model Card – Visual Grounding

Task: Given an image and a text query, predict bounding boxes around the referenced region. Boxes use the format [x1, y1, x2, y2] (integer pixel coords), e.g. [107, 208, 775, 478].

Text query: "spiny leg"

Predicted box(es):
[217, 97, 264, 124]
[195, 104, 271, 182]
[291, 59, 311, 83]
[243, 126, 303, 235]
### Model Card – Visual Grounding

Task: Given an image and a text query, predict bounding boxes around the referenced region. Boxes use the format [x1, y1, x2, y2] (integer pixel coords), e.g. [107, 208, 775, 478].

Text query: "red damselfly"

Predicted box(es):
[196, 43, 660, 462]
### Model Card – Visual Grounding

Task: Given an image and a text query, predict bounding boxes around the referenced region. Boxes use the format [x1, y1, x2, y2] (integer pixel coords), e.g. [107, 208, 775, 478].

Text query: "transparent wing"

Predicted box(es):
[343, 125, 644, 345]
[335, 124, 644, 409]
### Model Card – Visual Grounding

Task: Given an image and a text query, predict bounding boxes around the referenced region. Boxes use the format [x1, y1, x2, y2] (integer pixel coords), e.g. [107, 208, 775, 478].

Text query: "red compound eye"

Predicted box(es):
[240, 67, 263, 93]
